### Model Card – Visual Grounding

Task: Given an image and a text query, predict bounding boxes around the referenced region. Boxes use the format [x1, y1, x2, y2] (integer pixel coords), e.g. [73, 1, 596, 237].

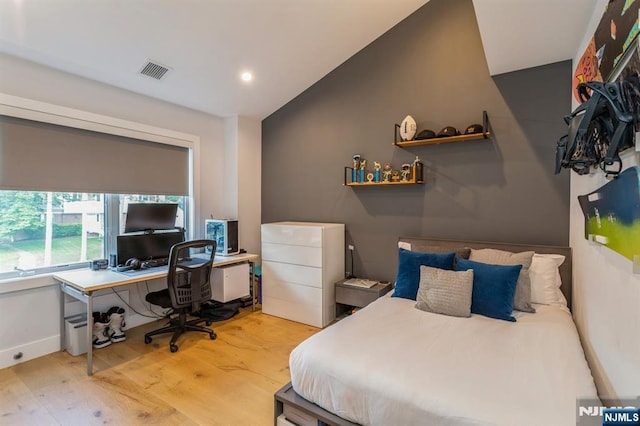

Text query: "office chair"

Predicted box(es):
[144, 239, 217, 353]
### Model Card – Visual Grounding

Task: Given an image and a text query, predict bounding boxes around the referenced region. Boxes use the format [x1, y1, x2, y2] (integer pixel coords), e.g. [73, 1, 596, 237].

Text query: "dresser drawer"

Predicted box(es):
[262, 242, 322, 267]
[263, 261, 322, 288]
[336, 286, 379, 308]
[263, 279, 322, 306]
[262, 296, 323, 327]
[262, 223, 323, 247]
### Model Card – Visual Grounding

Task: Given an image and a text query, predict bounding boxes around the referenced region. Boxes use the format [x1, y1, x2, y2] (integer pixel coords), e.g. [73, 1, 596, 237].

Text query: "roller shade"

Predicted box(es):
[0, 115, 188, 195]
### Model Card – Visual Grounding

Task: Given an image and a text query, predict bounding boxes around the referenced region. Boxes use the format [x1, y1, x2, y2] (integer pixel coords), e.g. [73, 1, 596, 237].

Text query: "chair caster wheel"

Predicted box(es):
[170, 344, 179, 353]
[209, 332, 217, 340]
[144, 336, 152, 344]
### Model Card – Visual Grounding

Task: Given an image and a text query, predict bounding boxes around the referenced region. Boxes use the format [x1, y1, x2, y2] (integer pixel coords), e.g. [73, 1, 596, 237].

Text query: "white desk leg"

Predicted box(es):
[250, 261, 256, 312]
[59, 283, 95, 376]
[60, 286, 65, 351]
[86, 293, 93, 376]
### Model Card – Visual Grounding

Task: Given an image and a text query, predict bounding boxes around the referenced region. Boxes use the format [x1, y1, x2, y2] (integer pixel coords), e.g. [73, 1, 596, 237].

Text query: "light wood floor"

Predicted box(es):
[0, 308, 318, 425]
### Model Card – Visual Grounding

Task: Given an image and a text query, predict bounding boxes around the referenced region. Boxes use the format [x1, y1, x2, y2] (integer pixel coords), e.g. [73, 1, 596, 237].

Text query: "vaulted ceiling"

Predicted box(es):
[0, 0, 598, 119]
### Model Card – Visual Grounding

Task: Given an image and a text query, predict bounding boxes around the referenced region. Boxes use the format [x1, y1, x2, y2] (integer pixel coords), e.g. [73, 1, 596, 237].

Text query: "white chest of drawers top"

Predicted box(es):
[261, 222, 345, 328]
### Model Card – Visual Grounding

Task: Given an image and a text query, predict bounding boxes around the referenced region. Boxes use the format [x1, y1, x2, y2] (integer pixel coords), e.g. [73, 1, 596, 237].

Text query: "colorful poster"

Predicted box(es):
[574, 38, 603, 101]
[577, 166, 640, 261]
[573, 0, 640, 102]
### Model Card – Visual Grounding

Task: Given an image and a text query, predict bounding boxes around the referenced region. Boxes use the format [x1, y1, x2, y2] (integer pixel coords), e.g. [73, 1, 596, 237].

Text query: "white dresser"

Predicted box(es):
[261, 222, 345, 328]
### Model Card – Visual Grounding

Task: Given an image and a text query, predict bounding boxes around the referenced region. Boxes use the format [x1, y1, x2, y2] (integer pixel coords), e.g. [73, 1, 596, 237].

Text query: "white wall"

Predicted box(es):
[221, 116, 262, 255]
[237, 116, 262, 256]
[571, 0, 640, 402]
[0, 53, 262, 368]
[223, 117, 239, 219]
[0, 281, 60, 367]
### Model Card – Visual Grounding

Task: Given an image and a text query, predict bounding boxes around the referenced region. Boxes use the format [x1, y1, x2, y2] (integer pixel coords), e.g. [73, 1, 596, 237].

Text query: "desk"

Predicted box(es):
[54, 253, 259, 375]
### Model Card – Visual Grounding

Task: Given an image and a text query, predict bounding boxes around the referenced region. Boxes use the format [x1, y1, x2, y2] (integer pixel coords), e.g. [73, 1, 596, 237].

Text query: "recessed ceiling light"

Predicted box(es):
[241, 71, 253, 82]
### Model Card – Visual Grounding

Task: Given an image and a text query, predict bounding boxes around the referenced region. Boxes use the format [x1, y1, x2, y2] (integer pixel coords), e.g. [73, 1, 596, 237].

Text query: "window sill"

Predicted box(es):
[0, 273, 61, 295]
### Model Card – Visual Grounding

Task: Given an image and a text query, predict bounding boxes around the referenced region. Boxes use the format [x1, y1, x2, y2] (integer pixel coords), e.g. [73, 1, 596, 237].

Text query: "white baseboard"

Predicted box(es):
[0, 313, 162, 369]
[0, 335, 60, 370]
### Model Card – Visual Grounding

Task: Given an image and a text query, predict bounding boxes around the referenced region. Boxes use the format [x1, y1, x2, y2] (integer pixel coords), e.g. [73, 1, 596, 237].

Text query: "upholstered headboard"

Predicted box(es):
[399, 237, 573, 311]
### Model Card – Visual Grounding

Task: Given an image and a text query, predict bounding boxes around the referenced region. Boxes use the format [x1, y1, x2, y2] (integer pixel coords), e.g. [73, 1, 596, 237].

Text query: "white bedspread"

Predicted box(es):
[290, 295, 598, 426]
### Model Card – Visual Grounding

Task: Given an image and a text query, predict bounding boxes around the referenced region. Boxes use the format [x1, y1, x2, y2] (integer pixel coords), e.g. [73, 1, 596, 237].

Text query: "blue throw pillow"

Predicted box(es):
[455, 258, 522, 322]
[393, 248, 456, 300]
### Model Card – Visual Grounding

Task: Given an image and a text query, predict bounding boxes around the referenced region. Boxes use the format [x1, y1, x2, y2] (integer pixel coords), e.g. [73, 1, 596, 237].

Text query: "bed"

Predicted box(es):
[275, 237, 599, 426]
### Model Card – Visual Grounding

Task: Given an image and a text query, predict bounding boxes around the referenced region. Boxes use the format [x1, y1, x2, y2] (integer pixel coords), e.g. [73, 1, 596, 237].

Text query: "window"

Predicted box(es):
[0, 101, 197, 281]
[0, 191, 189, 280]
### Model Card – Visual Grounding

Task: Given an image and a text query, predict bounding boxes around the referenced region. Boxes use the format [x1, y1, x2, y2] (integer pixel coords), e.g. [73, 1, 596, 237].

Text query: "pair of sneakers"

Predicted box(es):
[92, 306, 126, 348]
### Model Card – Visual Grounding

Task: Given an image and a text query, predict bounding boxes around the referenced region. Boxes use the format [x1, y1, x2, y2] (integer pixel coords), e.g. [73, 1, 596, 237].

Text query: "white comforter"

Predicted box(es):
[290, 295, 598, 426]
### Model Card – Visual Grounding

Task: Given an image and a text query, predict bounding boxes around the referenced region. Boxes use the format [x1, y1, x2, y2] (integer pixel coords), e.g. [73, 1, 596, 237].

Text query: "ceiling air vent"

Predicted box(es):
[139, 60, 171, 80]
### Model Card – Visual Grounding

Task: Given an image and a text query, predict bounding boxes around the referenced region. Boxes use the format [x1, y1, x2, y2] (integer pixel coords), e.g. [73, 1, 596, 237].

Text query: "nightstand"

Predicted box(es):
[335, 280, 392, 315]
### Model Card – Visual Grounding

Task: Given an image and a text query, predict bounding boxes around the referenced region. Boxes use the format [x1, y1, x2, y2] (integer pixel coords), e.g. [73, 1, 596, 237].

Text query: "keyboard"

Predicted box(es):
[142, 258, 169, 268]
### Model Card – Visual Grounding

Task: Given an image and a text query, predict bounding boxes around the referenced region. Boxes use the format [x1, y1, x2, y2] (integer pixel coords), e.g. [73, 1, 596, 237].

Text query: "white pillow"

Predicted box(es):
[398, 241, 412, 251]
[530, 253, 566, 306]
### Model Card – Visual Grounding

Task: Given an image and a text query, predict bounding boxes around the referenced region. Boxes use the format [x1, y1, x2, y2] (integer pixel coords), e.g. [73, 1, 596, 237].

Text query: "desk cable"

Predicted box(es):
[109, 283, 168, 320]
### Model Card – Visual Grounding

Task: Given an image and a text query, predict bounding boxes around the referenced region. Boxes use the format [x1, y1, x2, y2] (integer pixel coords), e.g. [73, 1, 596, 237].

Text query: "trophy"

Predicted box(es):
[401, 164, 411, 182]
[382, 163, 392, 182]
[352, 155, 360, 183]
[412, 156, 424, 182]
[373, 161, 381, 182]
[359, 158, 367, 183]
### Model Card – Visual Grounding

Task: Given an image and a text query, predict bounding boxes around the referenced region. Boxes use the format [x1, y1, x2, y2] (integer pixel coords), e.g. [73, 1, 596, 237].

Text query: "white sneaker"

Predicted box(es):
[92, 312, 112, 348]
[107, 306, 126, 343]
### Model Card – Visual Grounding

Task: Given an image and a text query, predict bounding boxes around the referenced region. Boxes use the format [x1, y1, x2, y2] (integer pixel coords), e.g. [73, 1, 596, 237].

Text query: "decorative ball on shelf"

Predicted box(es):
[463, 124, 483, 135]
[415, 129, 436, 140]
[437, 126, 460, 137]
[400, 115, 417, 141]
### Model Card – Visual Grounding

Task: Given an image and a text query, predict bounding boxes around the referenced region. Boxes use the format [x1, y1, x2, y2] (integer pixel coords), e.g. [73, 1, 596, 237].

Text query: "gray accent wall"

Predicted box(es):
[262, 0, 571, 282]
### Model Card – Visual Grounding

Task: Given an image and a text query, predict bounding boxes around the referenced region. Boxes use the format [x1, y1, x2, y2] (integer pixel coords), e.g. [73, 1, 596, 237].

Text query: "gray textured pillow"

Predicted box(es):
[415, 265, 473, 318]
[469, 248, 535, 313]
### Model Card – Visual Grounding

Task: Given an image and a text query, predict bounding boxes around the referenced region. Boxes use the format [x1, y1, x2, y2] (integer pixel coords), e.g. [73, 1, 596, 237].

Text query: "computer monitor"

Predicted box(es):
[124, 203, 178, 233]
[116, 231, 185, 264]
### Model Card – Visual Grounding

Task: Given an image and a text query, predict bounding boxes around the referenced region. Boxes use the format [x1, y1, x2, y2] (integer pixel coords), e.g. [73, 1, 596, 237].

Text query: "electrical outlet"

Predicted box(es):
[348, 245, 355, 251]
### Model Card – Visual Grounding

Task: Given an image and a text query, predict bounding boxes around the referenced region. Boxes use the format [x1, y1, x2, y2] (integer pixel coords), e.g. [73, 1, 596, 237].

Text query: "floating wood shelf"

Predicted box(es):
[344, 166, 424, 186]
[393, 131, 491, 147]
[393, 110, 492, 147]
[345, 180, 424, 187]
